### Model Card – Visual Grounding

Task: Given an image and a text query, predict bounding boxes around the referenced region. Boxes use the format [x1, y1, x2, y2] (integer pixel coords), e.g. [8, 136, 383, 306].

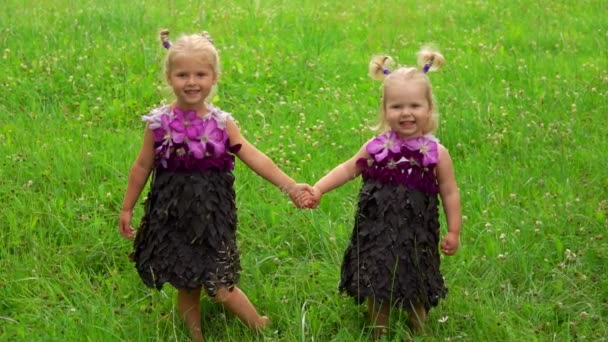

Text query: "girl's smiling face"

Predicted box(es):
[167, 55, 217, 110]
[383, 78, 432, 139]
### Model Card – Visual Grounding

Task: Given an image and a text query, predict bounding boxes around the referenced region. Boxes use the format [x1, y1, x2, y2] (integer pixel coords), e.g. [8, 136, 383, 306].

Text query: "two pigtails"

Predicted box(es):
[369, 46, 445, 81]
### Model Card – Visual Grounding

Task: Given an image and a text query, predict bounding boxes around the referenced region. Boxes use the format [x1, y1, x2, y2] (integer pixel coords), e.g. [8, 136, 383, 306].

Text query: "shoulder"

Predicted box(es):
[141, 104, 172, 130]
[437, 143, 453, 165]
[363, 130, 391, 149]
[205, 104, 234, 129]
[422, 134, 441, 157]
[141, 104, 171, 121]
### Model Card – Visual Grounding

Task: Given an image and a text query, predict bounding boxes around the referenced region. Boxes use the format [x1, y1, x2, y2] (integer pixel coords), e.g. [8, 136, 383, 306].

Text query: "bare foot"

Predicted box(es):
[408, 305, 427, 332]
[369, 325, 388, 340]
[256, 315, 270, 330]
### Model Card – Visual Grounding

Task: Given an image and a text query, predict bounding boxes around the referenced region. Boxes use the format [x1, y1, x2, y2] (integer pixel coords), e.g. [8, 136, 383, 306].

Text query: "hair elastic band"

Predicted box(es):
[160, 29, 171, 50]
[382, 68, 391, 75]
[422, 60, 433, 73]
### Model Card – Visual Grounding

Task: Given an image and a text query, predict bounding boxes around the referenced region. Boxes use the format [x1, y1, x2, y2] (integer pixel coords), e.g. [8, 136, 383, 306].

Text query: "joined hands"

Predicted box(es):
[287, 184, 321, 209]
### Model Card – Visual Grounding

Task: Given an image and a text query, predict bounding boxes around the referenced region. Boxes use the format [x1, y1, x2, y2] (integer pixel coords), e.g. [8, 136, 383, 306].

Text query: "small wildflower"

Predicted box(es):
[564, 249, 577, 262]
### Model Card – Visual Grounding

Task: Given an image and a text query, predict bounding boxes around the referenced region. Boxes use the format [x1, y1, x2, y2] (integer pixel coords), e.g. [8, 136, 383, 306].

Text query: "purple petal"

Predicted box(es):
[163, 144, 172, 159]
[172, 107, 186, 119]
[374, 148, 388, 162]
[367, 137, 386, 155]
[356, 158, 369, 169]
[169, 119, 185, 132]
[207, 128, 226, 144]
[229, 143, 242, 153]
[188, 140, 205, 158]
[207, 139, 226, 155]
[152, 129, 165, 142]
[172, 131, 185, 144]
[388, 140, 402, 153]
[160, 114, 172, 126]
[190, 118, 205, 135]
[142, 115, 161, 129]
[186, 125, 199, 140]
[201, 118, 219, 135]
[402, 137, 422, 151]
[421, 141, 438, 166]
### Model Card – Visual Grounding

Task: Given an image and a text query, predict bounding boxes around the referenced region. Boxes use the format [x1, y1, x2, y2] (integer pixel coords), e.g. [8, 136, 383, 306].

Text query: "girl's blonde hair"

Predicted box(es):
[160, 29, 220, 102]
[368, 46, 444, 134]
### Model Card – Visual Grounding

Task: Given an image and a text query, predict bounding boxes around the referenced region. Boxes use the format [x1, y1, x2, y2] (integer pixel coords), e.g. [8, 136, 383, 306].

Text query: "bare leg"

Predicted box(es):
[367, 299, 390, 338]
[408, 303, 427, 332]
[177, 287, 204, 342]
[213, 286, 270, 331]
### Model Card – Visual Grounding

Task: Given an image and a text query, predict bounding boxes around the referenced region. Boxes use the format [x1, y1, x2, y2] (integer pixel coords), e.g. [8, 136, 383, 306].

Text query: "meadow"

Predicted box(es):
[1, 0, 607, 341]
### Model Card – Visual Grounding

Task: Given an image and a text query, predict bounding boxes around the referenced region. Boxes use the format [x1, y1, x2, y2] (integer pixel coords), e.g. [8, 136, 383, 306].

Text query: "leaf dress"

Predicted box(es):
[339, 131, 448, 311]
[131, 105, 242, 296]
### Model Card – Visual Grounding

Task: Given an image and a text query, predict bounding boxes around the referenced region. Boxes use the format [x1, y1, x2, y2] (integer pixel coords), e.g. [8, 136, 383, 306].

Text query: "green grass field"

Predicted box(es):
[1, 0, 607, 341]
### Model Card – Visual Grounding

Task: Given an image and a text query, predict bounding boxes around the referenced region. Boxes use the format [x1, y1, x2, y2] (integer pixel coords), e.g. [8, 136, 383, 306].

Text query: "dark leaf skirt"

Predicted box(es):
[339, 179, 447, 311]
[131, 170, 240, 296]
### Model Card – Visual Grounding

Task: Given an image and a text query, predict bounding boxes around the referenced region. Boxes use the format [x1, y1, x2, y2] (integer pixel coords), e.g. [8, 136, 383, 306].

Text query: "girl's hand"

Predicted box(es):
[295, 185, 321, 209]
[119, 210, 135, 239]
[441, 231, 460, 255]
[307, 186, 323, 208]
[287, 183, 315, 208]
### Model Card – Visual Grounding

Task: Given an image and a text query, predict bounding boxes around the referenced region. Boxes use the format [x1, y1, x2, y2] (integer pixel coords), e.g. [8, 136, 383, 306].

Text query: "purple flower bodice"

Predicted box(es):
[356, 131, 439, 194]
[142, 105, 241, 172]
